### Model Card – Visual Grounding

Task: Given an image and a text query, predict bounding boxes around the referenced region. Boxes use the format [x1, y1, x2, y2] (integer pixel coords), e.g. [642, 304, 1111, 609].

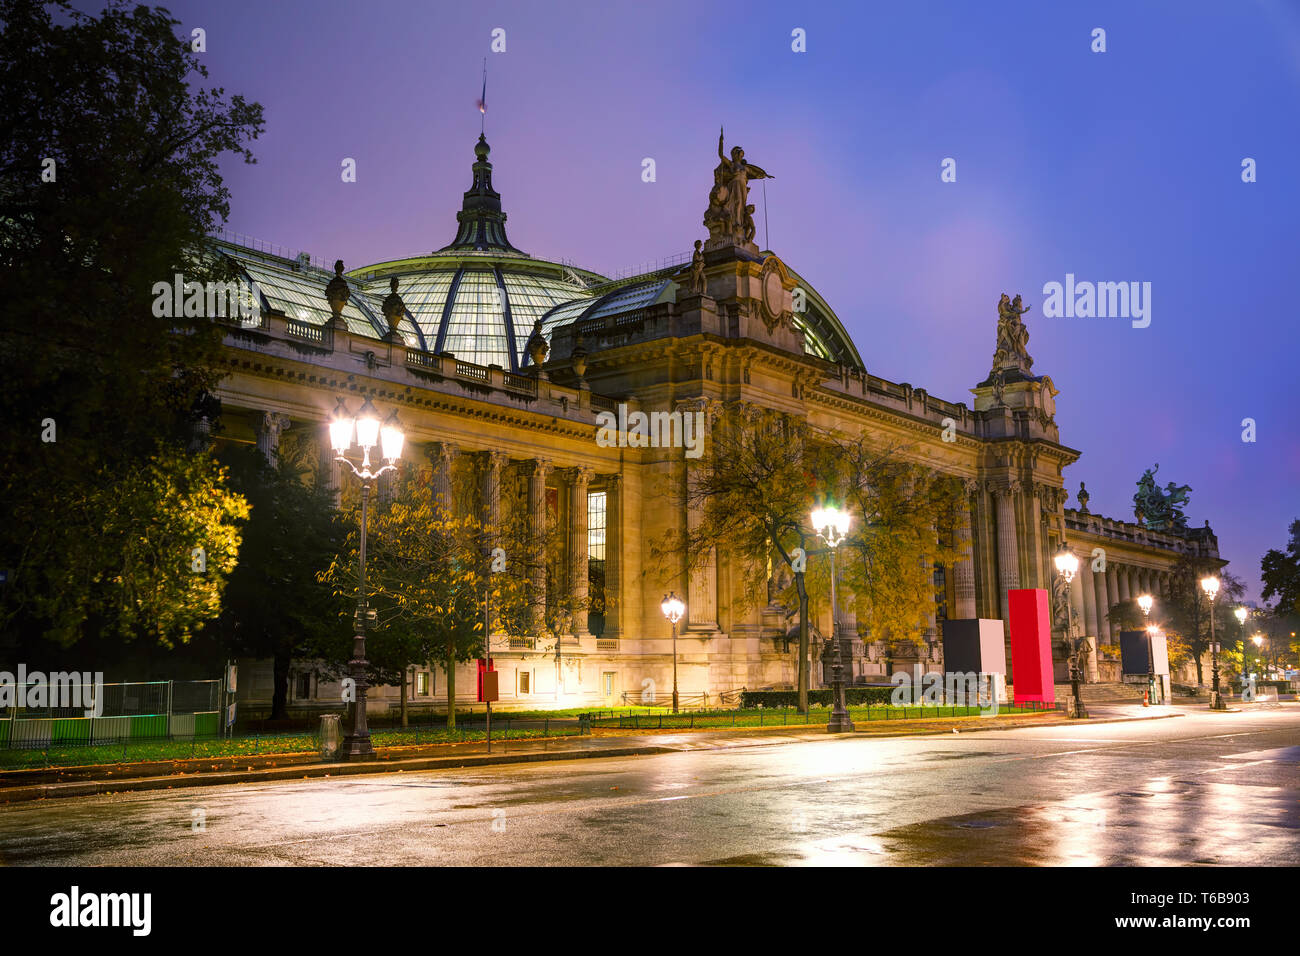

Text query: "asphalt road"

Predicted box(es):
[1, 705, 1296, 866]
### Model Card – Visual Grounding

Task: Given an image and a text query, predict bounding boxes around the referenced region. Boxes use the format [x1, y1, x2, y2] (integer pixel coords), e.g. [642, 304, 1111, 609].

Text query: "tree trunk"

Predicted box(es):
[445, 642, 457, 730]
[270, 647, 290, 720]
[796, 571, 810, 713]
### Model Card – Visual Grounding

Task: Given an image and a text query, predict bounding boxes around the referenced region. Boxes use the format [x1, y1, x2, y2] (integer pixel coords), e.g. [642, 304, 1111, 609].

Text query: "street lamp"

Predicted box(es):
[1138, 594, 1155, 704]
[330, 396, 404, 759]
[811, 504, 853, 733]
[1201, 575, 1225, 710]
[1053, 548, 1086, 718]
[1252, 633, 1265, 680]
[1235, 607, 1249, 696]
[661, 592, 685, 713]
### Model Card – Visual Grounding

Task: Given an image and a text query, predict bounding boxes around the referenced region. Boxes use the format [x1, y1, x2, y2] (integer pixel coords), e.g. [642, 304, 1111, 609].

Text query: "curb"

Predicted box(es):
[0, 710, 1185, 805]
[0, 744, 677, 805]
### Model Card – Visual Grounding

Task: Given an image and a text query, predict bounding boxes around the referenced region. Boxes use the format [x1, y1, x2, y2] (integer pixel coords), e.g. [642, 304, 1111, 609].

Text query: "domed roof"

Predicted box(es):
[340, 135, 608, 370]
[213, 133, 865, 373]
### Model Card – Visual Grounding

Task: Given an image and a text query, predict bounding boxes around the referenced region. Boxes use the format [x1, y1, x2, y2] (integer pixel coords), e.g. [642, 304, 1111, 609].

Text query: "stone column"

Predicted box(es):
[1080, 552, 1099, 639]
[605, 474, 623, 641]
[1106, 564, 1121, 640]
[993, 480, 1021, 623]
[254, 411, 290, 465]
[321, 441, 342, 509]
[952, 480, 978, 619]
[525, 459, 551, 636]
[480, 451, 506, 544]
[566, 466, 594, 640]
[1092, 564, 1110, 646]
[1118, 564, 1132, 607]
[1070, 567, 1097, 682]
[428, 441, 457, 514]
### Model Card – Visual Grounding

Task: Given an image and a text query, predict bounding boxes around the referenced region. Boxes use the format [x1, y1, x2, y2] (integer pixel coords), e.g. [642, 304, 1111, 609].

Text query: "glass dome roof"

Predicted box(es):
[212, 132, 866, 373]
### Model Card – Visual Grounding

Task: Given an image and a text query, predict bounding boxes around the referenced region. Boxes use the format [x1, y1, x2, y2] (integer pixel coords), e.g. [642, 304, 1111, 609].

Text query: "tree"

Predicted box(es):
[0, 0, 264, 650]
[656, 404, 838, 713]
[835, 436, 961, 658]
[212, 437, 346, 720]
[3, 443, 249, 651]
[321, 461, 488, 729]
[1261, 519, 1300, 618]
[492, 463, 583, 699]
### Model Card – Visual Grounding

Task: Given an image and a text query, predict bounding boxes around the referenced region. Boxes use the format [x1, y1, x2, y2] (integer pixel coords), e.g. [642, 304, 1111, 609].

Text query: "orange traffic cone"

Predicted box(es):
[1143, 688, 1150, 707]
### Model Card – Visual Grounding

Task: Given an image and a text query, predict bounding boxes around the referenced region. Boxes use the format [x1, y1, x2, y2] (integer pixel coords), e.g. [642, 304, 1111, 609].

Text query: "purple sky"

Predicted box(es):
[152, 0, 1298, 600]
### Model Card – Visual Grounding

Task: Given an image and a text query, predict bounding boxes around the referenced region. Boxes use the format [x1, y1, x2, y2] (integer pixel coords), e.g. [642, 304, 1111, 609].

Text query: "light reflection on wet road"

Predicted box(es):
[0, 707, 1295, 866]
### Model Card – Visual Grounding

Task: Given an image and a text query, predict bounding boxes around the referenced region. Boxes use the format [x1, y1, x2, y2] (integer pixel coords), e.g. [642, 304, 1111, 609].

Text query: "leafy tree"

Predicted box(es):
[212, 437, 346, 720]
[0, 0, 264, 651]
[657, 404, 838, 713]
[4, 443, 248, 651]
[321, 462, 488, 729]
[835, 436, 961, 658]
[492, 463, 582, 698]
[1261, 519, 1300, 618]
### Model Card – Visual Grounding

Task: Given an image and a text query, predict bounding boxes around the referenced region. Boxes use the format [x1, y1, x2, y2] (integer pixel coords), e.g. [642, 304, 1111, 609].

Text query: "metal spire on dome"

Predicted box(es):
[436, 72, 524, 255]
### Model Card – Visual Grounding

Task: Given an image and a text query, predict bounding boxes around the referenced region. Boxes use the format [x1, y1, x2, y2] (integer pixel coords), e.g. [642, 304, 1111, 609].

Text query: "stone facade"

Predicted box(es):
[214, 137, 1221, 716]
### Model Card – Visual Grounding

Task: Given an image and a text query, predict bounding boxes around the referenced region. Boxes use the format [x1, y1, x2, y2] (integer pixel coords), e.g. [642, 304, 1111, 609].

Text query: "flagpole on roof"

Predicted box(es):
[479, 57, 487, 135]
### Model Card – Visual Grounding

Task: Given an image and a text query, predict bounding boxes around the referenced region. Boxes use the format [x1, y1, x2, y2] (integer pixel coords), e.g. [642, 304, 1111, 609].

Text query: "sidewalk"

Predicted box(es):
[0, 707, 1179, 805]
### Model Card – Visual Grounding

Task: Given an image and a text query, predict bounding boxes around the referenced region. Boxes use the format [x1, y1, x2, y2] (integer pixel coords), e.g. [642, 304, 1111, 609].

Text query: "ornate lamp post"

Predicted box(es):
[811, 504, 853, 733]
[1234, 606, 1249, 696]
[1201, 575, 1225, 710]
[661, 592, 685, 713]
[1138, 594, 1155, 704]
[329, 396, 404, 759]
[1054, 548, 1086, 718]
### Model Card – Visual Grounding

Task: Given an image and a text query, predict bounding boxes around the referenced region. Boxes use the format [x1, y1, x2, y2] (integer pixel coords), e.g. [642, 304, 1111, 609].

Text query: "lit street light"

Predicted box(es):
[330, 396, 404, 760]
[1201, 575, 1224, 710]
[1138, 593, 1155, 704]
[661, 592, 685, 713]
[1054, 548, 1086, 719]
[1235, 606, 1249, 696]
[811, 504, 853, 733]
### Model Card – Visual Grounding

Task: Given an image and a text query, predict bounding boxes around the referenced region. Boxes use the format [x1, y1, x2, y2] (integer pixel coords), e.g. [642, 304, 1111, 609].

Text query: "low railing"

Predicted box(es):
[508, 637, 536, 650]
[285, 317, 332, 348]
[455, 361, 490, 384]
[589, 394, 619, 413]
[405, 349, 441, 371]
[502, 371, 538, 396]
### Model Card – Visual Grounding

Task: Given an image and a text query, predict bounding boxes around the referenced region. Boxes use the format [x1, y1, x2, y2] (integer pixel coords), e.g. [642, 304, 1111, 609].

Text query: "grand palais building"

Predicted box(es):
[212, 131, 1223, 716]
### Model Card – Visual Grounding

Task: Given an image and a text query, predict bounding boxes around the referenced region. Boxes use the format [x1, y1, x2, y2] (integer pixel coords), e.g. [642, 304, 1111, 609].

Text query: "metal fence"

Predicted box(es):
[0, 680, 221, 750]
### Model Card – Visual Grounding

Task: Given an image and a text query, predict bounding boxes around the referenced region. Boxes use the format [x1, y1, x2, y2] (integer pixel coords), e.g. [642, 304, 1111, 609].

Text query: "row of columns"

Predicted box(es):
[1074, 560, 1173, 641]
[247, 408, 621, 643]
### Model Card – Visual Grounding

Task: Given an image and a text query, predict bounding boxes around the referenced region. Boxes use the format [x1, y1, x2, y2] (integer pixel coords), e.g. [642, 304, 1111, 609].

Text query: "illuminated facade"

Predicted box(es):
[212, 134, 1221, 716]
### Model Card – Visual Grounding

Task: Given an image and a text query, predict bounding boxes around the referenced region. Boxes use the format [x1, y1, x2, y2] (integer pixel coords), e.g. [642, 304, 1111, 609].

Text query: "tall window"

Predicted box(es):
[588, 491, 607, 636]
[933, 564, 948, 622]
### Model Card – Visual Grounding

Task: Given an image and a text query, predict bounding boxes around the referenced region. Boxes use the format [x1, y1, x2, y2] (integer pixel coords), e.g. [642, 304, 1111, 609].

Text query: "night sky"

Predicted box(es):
[146, 0, 1298, 600]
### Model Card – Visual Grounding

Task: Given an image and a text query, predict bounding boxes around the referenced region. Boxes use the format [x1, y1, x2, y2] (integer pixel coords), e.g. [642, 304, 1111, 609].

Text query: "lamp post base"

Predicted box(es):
[338, 734, 377, 761]
[1068, 695, 1087, 719]
[826, 710, 855, 733]
[1208, 691, 1227, 711]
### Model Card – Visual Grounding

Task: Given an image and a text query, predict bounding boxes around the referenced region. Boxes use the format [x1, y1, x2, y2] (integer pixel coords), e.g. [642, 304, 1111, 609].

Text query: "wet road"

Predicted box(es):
[1, 706, 1296, 866]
